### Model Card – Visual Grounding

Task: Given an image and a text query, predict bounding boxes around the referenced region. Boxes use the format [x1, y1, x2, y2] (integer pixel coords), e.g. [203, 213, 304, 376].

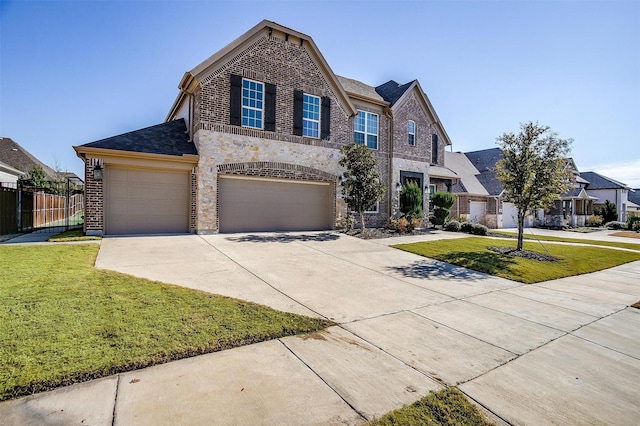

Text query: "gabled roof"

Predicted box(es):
[75, 119, 198, 157]
[475, 171, 504, 196]
[580, 171, 631, 190]
[0, 160, 25, 178]
[167, 20, 357, 121]
[0, 137, 57, 179]
[445, 151, 488, 196]
[628, 189, 640, 206]
[464, 148, 502, 174]
[375, 79, 452, 147]
[336, 76, 387, 105]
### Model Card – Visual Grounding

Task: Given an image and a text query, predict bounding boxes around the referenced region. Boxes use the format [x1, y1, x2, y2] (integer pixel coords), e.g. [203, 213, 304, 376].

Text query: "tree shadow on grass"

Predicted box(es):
[389, 251, 517, 281]
[225, 232, 340, 243]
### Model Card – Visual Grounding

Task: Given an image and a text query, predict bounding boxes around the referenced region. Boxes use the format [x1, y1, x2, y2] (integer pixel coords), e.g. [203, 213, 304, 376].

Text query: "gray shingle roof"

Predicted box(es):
[79, 119, 198, 156]
[375, 80, 414, 106]
[580, 171, 630, 190]
[0, 137, 58, 179]
[475, 171, 504, 196]
[336, 76, 386, 103]
[628, 189, 640, 206]
[464, 148, 502, 174]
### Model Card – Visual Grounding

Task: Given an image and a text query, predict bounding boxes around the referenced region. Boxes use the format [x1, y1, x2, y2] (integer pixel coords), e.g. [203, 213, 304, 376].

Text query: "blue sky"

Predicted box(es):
[1, 0, 639, 187]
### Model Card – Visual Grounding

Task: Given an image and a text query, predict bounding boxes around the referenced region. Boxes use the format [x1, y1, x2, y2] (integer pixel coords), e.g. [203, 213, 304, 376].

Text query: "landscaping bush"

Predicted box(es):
[471, 223, 488, 235]
[410, 217, 422, 230]
[627, 216, 640, 232]
[400, 181, 423, 220]
[430, 191, 456, 226]
[444, 220, 461, 232]
[460, 221, 474, 234]
[606, 221, 626, 230]
[397, 217, 410, 233]
[586, 215, 603, 227]
[600, 200, 618, 223]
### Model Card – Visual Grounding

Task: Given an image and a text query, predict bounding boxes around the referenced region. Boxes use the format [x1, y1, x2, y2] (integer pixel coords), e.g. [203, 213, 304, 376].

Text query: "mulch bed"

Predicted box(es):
[343, 227, 434, 240]
[488, 246, 559, 262]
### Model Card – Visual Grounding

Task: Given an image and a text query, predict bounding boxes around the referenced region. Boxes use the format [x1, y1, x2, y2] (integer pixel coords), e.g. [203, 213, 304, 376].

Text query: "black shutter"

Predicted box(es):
[293, 90, 303, 136]
[229, 74, 242, 126]
[321, 96, 331, 140]
[265, 83, 276, 132]
[431, 134, 439, 163]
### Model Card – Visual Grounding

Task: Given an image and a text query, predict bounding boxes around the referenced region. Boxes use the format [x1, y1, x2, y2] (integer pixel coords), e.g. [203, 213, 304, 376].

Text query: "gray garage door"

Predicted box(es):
[218, 175, 333, 233]
[105, 166, 190, 235]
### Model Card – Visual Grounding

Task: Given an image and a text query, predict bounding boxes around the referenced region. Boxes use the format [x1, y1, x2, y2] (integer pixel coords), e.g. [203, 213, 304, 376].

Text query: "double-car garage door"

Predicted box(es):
[218, 175, 333, 233]
[105, 166, 190, 235]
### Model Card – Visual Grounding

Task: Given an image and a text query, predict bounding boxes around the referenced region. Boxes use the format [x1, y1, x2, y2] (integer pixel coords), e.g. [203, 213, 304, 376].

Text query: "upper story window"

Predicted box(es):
[408, 121, 415, 146]
[242, 79, 264, 129]
[302, 94, 320, 138]
[354, 111, 378, 149]
[431, 134, 439, 164]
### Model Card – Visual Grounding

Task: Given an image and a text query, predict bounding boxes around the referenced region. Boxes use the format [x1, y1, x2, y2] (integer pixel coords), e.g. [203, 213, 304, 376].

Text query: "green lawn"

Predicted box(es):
[489, 230, 640, 251]
[48, 229, 101, 242]
[0, 244, 331, 401]
[368, 387, 492, 426]
[394, 237, 640, 284]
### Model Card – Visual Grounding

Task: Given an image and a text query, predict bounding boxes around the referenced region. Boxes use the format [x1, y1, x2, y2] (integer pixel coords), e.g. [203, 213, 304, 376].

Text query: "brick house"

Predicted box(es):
[74, 20, 451, 235]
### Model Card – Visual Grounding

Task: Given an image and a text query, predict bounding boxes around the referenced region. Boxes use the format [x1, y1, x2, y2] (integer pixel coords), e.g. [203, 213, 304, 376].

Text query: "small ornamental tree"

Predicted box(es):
[430, 191, 456, 226]
[601, 200, 618, 223]
[399, 181, 422, 220]
[26, 165, 49, 189]
[339, 142, 386, 231]
[496, 122, 572, 251]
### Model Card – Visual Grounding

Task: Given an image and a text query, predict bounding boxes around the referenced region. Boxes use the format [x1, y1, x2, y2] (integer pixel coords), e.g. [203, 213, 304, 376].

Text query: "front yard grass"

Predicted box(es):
[47, 229, 101, 242]
[0, 244, 332, 401]
[393, 237, 640, 284]
[368, 387, 492, 426]
[488, 230, 640, 251]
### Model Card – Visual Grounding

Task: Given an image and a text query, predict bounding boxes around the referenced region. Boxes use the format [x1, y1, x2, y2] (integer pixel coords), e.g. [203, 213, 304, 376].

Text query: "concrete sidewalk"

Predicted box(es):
[1, 231, 639, 425]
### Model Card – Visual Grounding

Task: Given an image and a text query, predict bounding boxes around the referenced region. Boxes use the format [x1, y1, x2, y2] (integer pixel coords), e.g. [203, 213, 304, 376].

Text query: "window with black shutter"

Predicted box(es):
[229, 74, 242, 126]
[264, 83, 276, 132]
[431, 134, 439, 164]
[293, 90, 303, 136]
[321, 96, 331, 140]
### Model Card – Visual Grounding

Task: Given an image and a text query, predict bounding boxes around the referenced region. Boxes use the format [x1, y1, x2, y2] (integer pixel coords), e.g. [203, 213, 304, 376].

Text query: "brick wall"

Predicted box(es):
[84, 158, 104, 235]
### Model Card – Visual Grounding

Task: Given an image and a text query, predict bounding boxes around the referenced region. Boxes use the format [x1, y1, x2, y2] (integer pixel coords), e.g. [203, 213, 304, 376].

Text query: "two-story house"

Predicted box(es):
[74, 20, 451, 235]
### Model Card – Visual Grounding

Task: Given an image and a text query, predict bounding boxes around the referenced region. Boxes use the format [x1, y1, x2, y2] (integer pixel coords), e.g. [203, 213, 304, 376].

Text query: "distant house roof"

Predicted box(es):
[628, 188, 640, 206]
[76, 119, 198, 157]
[0, 137, 57, 180]
[445, 151, 488, 196]
[475, 171, 504, 196]
[375, 80, 414, 106]
[464, 148, 502, 174]
[0, 160, 25, 177]
[580, 171, 631, 190]
[336, 75, 387, 105]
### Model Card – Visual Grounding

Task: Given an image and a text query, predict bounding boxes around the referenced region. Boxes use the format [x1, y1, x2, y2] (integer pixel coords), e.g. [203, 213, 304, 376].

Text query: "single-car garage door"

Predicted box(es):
[105, 166, 190, 234]
[469, 201, 486, 224]
[218, 175, 333, 233]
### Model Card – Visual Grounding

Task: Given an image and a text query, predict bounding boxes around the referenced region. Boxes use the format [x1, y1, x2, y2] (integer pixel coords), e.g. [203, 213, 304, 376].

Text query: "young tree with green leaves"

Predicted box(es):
[496, 122, 572, 250]
[26, 165, 49, 189]
[399, 181, 422, 220]
[339, 142, 386, 231]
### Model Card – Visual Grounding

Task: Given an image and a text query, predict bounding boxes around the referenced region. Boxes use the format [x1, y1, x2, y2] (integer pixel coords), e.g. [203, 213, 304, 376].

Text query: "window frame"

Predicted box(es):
[354, 110, 379, 150]
[241, 78, 264, 130]
[365, 201, 379, 214]
[408, 120, 415, 146]
[302, 93, 321, 139]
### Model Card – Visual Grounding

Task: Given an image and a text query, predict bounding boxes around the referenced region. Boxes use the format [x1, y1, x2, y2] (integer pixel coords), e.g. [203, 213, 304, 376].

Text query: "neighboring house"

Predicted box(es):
[627, 189, 640, 215]
[74, 20, 452, 235]
[0, 160, 25, 185]
[445, 152, 493, 226]
[0, 137, 58, 181]
[580, 171, 633, 222]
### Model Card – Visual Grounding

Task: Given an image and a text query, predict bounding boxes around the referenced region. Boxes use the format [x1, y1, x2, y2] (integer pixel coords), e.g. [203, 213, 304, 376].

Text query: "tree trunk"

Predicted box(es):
[517, 212, 525, 251]
[360, 212, 366, 231]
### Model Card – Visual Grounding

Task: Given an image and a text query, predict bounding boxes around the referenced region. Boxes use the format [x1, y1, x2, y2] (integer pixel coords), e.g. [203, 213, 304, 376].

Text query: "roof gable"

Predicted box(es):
[444, 151, 488, 196]
[75, 119, 198, 157]
[168, 20, 356, 120]
[337, 76, 387, 105]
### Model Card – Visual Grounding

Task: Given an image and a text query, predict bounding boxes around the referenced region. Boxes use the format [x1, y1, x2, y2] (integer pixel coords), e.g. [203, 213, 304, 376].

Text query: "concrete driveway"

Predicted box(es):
[2, 231, 640, 425]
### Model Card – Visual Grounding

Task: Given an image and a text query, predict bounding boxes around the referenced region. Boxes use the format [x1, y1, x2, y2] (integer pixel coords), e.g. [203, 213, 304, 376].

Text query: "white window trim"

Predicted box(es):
[302, 93, 321, 139]
[365, 202, 379, 214]
[242, 78, 264, 130]
[354, 110, 379, 150]
[408, 120, 415, 146]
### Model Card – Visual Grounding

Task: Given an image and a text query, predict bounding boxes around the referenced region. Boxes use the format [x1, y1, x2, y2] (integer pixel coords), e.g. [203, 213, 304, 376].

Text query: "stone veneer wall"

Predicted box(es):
[194, 130, 346, 232]
[83, 158, 104, 235]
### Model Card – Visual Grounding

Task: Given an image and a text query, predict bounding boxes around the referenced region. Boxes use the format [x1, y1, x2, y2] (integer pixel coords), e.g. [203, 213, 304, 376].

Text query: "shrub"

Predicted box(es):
[397, 217, 409, 233]
[471, 223, 488, 235]
[586, 215, 603, 227]
[460, 222, 474, 234]
[430, 191, 456, 226]
[410, 218, 421, 230]
[400, 181, 422, 220]
[606, 221, 626, 230]
[444, 220, 461, 232]
[601, 200, 618, 223]
[627, 216, 640, 232]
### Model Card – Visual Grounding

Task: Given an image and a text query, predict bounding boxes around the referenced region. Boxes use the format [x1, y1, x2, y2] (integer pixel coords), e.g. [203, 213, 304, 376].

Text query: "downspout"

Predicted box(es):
[385, 107, 394, 219]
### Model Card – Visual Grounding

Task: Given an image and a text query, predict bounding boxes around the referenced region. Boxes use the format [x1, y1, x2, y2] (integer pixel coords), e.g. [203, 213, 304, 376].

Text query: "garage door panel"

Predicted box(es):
[106, 167, 189, 234]
[218, 176, 333, 233]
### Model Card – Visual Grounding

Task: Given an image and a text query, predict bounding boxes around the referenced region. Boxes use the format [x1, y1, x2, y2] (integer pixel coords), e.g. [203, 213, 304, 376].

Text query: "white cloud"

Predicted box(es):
[585, 158, 640, 189]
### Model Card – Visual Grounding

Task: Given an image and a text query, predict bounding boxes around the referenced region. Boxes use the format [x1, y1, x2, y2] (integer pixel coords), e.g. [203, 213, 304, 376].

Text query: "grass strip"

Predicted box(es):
[393, 237, 640, 284]
[368, 387, 492, 426]
[488, 230, 640, 251]
[0, 244, 331, 401]
[47, 229, 101, 242]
